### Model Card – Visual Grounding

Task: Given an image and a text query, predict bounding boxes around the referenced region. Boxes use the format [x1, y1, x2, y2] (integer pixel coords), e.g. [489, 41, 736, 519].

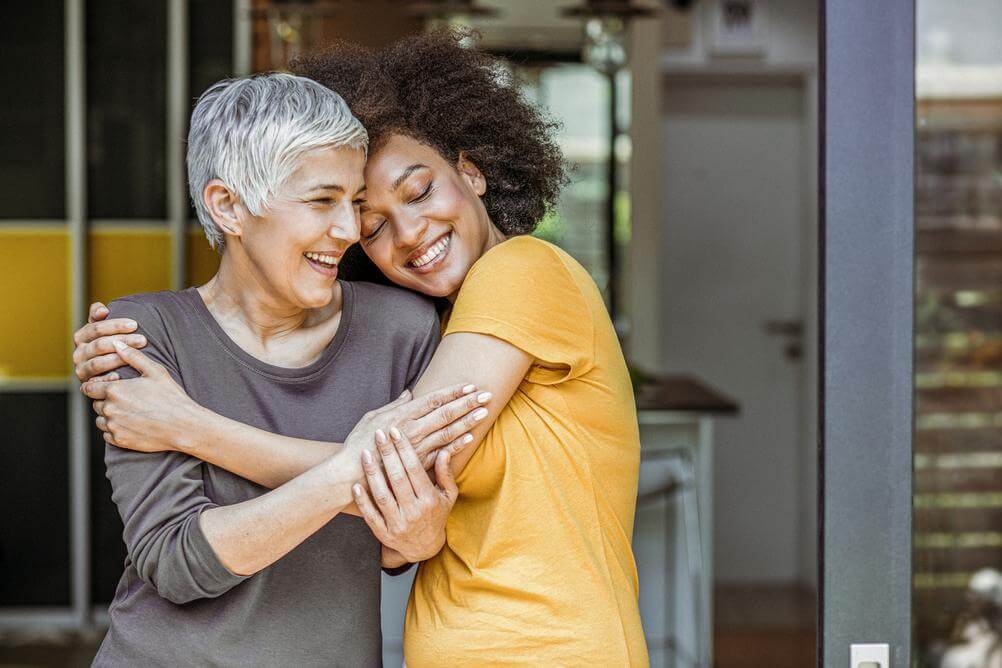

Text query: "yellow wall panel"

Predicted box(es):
[0, 229, 70, 379]
[187, 226, 220, 287]
[88, 227, 172, 305]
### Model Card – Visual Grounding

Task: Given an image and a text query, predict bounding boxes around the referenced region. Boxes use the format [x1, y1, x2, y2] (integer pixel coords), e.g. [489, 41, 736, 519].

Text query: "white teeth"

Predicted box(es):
[305, 252, 338, 267]
[410, 235, 450, 268]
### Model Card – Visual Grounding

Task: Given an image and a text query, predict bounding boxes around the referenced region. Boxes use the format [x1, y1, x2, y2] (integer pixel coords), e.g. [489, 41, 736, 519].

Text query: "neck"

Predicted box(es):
[446, 222, 508, 303]
[198, 247, 339, 343]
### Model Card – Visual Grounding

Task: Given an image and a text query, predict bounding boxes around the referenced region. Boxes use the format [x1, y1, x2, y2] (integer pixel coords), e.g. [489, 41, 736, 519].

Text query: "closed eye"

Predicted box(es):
[409, 183, 433, 204]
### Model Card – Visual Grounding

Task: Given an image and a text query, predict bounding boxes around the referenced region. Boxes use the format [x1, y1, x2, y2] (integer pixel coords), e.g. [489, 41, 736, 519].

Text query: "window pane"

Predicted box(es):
[91, 421, 126, 605]
[0, 230, 71, 379]
[87, 0, 167, 219]
[0, 393, 70, 606]
[187, 0, 235, 225]
[913, 1, 1002, 664]
[0, 2, 65, 219]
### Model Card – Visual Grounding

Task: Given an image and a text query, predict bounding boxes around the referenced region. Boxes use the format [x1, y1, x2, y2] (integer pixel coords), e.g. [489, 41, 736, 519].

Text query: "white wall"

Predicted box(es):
[627, 0, 818, 588]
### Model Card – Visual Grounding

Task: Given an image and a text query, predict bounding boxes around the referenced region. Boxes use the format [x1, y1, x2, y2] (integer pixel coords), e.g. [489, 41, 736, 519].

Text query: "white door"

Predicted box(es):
[660, 79, 807, 584]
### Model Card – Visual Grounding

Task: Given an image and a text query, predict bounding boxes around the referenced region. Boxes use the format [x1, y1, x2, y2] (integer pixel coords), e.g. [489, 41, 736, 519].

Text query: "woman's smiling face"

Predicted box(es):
[234, 144, 367, 310]
[358, 134, 504, 300]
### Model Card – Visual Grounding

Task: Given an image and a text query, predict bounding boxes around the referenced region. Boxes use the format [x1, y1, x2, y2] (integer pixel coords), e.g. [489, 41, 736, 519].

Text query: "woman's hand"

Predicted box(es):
[352, 428, 461, 563]
[73, 301, 147, 382]
[81, 342, 206, 453]
[343, 384, 491, 469]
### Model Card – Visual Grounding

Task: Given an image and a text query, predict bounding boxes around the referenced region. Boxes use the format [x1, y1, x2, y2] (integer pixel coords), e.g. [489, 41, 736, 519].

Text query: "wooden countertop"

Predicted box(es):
[633, 373, 740, 415]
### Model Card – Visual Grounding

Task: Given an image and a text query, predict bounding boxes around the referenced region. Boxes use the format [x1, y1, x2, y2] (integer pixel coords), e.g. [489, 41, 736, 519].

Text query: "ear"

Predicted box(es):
[203, 179, 245, 239]
[456, 152, 487, 197]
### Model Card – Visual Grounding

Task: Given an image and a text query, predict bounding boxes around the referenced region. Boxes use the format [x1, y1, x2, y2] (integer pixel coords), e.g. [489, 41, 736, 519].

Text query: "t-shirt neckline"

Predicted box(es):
[178, 282, 353, 381]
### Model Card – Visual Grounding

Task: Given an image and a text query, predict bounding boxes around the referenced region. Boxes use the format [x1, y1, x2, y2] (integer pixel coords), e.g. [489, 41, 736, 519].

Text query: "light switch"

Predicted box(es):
[851, 643, 889, 668]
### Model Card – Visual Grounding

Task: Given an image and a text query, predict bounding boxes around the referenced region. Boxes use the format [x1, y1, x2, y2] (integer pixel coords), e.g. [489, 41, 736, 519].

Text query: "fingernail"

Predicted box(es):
[108, 373, 119, 381]
[353, 484, 363, 496]
[375, 429, 387, 445]
[462, 433, 474, 444]
[462, 384, 476, 393]
[129, 335, 146, 346]
[124, 320, 137, 329]
[389, 427, 402, 441]
[362, 449, 374, 465]
[399, 389, 410, 399]
[113, 340, 127, 352]
[97, 306, 108, 314]
[477, 392, 491, 404]
[472, 407, 488, 421]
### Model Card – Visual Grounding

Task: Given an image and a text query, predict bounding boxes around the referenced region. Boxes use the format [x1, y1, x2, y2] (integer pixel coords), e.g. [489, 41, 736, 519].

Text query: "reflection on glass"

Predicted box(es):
[516, 63, 631, 305]
[87, 0, 167, 219]
[0, 3, 65, 219]
[914, 1, 1002, 666]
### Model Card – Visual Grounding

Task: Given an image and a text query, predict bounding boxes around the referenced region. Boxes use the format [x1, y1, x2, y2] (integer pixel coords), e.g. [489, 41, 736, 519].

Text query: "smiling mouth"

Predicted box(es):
[304, 251, 340, 276]
[407, 233, 451, 270]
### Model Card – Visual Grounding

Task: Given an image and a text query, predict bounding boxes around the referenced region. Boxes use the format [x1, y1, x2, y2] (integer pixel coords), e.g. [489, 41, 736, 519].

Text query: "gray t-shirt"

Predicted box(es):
[93, 281, 439, 668]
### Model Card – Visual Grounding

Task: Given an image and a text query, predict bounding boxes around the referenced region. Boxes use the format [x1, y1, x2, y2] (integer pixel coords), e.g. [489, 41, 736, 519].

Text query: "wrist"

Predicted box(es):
[177, 403, 220, 454]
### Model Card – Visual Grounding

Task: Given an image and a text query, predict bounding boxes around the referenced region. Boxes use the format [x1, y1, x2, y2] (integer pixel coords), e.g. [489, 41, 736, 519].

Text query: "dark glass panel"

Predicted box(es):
[90, 422, 126, 605]
[87, 0, 167, 219]
[0, 3, 65, 219]
[0, 393, 70, 605]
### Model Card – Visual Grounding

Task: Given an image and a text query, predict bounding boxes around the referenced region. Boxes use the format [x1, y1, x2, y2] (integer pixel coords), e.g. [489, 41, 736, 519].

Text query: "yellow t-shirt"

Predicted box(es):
[404, 236, 648, 667]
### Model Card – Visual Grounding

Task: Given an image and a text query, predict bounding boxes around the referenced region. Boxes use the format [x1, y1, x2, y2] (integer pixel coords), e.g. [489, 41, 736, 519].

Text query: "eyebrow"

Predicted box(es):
[392, 164, 430, 192]
[305, 183, 345, 194]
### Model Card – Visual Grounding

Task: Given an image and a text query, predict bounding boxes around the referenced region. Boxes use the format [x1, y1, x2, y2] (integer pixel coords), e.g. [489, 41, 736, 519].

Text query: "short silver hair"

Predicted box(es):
[187, 72, 368, 251]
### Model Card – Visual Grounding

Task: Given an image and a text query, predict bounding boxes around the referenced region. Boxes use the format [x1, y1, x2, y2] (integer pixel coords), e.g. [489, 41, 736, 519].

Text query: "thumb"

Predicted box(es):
[435, 450, 458, 501]
[112, 340, 163, 378]
[88, 302, 109, 324]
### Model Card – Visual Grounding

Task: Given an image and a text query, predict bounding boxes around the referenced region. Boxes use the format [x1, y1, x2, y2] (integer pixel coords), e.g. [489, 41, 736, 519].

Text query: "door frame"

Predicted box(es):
[819, 1, 915, 665]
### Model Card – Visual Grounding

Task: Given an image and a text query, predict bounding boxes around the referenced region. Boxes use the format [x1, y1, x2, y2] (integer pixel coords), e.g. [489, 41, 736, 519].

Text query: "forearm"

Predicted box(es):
[200, 449, 362, 576]
[185, 406, 344, 489]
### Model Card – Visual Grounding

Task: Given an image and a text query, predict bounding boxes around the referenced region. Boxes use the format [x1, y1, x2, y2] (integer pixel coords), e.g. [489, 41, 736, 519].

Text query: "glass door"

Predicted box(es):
[823, 2, 1002, 666]
[913, 1, 1002, 665]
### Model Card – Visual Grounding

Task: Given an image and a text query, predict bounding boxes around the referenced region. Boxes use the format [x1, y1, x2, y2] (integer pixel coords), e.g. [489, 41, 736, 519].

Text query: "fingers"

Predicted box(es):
[87, 302, 109, 324]
[392, 427, 435, 497]
[434, 450, 459, 502]
[352, 483, 389, 538]
[402, 383, 476, 421]
[75, 334, 147, 365]
[419, 432, 474, 470]
[103, 431, 119, 447]
[376, 428, 417, 506]
[73, 318, 137, 346]
[408, 391, 491, 448]
[95, 416, 109, 432]
[111, 341, 165, 378]
[75, 352, 129, 382]
[81, 379, 111, 400]
[361, 446, 400, 520]
[92, 400, 105, 416]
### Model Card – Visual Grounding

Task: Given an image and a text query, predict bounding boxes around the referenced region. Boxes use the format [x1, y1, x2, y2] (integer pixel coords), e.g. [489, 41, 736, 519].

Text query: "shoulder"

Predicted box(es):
[107, 290, 191, 331]
[472, 235, 574, 276]
[346, 281, 439, 334]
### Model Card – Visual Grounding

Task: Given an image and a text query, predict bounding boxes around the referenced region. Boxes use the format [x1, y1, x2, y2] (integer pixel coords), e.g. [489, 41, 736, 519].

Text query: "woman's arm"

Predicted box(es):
[410, 332, 533, 475]
[84, 343, 492, 490]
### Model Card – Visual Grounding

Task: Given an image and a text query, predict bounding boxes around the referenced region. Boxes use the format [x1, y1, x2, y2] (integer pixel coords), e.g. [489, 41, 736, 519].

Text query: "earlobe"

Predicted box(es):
[204, 179, 243, 238]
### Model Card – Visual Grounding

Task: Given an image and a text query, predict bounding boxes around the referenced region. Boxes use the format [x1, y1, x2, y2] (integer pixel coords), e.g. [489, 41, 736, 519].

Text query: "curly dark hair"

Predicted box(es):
[291, 29, 567, 239]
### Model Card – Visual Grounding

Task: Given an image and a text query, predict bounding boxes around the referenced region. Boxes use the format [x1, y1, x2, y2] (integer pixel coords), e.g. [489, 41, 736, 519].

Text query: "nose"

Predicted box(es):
[392, 213, 429, 250]
[327, 202, 360, 246]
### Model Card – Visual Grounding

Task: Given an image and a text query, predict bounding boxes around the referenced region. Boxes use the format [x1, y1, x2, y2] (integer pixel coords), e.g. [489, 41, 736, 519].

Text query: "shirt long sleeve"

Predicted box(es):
[104, 298, 249, 604]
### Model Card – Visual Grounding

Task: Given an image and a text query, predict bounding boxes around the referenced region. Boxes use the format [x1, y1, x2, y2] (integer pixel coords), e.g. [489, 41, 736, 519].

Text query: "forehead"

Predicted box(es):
[363, 135, 448, 191]
[286, 144, 366, 188]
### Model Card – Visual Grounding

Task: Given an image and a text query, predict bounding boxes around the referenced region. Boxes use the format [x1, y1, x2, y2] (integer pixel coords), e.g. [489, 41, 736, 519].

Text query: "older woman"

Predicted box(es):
[78, 31, 648, 667]
[81, 72, 490, 667]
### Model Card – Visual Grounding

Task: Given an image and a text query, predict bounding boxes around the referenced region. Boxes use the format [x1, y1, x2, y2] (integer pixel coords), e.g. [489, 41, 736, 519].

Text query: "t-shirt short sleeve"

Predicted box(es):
[444, 236, 595, 385]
